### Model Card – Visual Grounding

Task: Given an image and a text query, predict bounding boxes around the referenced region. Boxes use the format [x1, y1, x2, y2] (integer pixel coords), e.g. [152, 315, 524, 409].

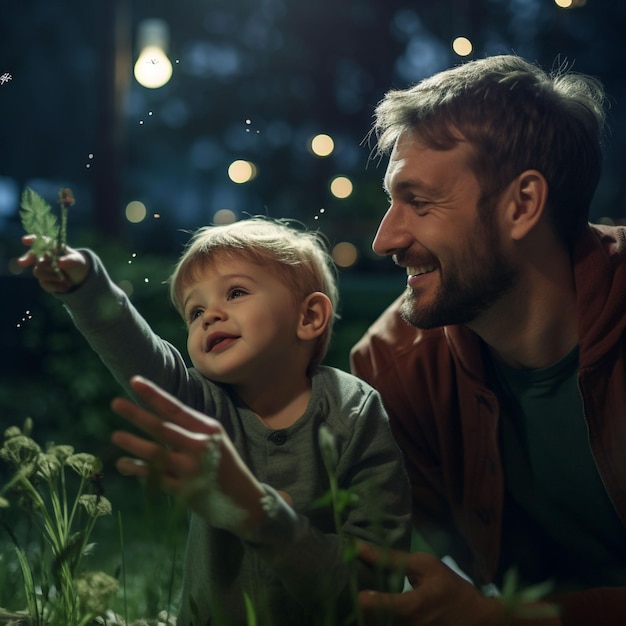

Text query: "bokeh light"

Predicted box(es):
[125, 200, 148, 223]
[213, 209, 237, 224]
[452, 37, 473, 56]
[228, 160, 258, 184]
[330, 176, 353, 199]
[310, 134, 335, 157]
[332, 242, 358, 268]
[118, 279, 134, 297]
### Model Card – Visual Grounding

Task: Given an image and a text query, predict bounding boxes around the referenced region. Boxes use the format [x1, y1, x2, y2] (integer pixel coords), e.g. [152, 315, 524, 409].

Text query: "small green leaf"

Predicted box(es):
[19, 188, 60, 258]
[243, 591, 258, 626]
[310, 491, 334, 509]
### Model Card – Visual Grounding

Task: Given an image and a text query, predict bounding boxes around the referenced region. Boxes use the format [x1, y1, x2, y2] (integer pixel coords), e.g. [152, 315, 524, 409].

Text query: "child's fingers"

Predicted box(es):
[115, 456, 182, 494]
[21, 234, 38, 248]
[17, 250, 36, 267]
[31, 262, 75, 293]
[128, 376, 222, 434]
[111, 396, 174, 444]
[115, 456, 149, 477]
[111, 429, 161, 460]
[113, 431, 199, 491]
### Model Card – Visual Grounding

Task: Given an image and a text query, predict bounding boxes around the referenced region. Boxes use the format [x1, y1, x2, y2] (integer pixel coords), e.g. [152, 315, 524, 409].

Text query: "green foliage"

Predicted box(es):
[500, 568, 559, 623]
[19, 189, 61, 259]
[317, 424, 364, 626]
[0, 419, 115, 626]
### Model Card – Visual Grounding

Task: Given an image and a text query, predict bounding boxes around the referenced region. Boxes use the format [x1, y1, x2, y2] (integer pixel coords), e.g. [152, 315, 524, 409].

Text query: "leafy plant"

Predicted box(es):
[499, 567, 558, 623]
[317, 424, 363, 626]
[0, 418, 115, 626]
[19, 187, 75, 262]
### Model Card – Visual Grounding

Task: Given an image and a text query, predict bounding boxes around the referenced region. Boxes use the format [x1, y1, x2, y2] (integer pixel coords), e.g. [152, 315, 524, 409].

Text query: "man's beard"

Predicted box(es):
[399, 213, 518, 329]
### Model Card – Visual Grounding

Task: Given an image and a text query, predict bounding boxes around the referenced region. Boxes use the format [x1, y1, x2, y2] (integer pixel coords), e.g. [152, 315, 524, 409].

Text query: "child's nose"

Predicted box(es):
[202, 306, 226, 326]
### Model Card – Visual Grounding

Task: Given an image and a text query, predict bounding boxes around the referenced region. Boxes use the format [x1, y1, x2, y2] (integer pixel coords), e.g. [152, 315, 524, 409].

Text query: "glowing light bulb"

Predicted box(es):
[134, 19, 173, 89]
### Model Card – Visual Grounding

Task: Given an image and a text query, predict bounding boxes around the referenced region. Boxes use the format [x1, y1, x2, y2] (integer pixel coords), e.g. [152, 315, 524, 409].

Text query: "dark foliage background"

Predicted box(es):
[1, 3, 626, 608]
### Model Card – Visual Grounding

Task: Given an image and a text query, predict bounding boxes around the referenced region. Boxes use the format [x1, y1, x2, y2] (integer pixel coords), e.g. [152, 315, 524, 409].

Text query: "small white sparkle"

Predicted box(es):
[16, 309, 33, 328]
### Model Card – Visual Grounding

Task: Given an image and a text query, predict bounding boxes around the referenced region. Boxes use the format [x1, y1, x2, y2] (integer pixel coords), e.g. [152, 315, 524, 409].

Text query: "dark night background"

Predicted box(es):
[0, 0, 626, 439]
[1, 0, 626, 462]
[1, 0, 626, 618]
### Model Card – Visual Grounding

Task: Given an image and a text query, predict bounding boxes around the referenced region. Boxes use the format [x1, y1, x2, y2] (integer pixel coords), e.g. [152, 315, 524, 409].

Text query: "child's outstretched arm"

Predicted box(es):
[111, 375, 268, 538]
[18, 235, 91, 293]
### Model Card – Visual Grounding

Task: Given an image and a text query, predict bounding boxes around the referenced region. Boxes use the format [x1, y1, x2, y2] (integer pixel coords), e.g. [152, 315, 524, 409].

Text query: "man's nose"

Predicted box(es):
[372, 204, 413, 257]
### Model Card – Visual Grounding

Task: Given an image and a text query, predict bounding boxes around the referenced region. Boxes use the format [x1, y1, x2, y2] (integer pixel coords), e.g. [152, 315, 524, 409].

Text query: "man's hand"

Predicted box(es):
[18, 235, 90, 293]
[110, 376, 267, 536]
[358, 544, 506, 626]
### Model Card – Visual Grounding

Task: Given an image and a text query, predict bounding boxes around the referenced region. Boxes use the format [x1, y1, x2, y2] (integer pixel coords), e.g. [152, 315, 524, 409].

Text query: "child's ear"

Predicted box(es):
[297, 292, 333, 341]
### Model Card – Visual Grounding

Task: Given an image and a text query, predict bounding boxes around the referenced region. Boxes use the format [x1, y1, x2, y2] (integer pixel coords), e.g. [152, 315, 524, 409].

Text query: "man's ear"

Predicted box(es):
[504, 170, 549, 241]
[297, 292, 333, 341]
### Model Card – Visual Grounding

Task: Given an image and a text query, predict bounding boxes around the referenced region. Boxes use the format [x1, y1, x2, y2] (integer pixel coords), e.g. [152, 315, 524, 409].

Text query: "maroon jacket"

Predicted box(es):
[350, 225, 626, 625]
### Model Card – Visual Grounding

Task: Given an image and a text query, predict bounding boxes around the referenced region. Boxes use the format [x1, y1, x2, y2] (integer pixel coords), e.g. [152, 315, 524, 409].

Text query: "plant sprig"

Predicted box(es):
[19, 187, 75, 260]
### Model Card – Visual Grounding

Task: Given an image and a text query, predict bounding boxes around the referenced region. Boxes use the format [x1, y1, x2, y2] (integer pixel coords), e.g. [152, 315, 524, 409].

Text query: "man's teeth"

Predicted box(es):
[406, 266, 436, 276]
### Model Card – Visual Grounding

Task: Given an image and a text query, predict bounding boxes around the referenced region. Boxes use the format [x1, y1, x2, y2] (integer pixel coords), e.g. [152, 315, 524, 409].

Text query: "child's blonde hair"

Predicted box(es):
[169, 217, 340, 370]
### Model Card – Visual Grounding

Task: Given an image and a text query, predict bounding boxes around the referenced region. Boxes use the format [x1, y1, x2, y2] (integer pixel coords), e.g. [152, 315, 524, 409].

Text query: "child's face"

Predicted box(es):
[181, 257, 303, 385]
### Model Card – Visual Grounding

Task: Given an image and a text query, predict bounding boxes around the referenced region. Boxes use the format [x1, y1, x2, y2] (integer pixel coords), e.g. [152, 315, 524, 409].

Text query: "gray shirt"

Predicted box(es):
[59, 251, 411, 626]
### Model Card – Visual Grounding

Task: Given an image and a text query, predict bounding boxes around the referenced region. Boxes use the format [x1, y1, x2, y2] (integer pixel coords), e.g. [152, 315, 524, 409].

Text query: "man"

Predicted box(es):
[351, 54, 626, 625]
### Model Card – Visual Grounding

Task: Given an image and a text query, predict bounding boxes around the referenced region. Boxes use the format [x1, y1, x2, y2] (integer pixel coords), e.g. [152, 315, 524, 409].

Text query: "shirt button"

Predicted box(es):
[268, 430, 287, 446]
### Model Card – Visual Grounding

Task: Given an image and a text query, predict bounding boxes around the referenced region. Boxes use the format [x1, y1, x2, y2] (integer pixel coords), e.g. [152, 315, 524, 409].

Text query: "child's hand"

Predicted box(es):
[111, 376, 267, 537]
[18, 235, 91, 293]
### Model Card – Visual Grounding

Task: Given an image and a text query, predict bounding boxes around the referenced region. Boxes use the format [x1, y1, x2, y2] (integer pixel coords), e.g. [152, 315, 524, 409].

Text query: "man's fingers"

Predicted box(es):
[359, 588, 417, 624]
[358, 543, 414, 576]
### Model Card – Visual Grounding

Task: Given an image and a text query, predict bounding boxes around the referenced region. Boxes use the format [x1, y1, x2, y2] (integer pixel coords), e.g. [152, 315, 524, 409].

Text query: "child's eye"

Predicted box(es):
[187, 307, 204, 323]
[227, 287, 248, 300]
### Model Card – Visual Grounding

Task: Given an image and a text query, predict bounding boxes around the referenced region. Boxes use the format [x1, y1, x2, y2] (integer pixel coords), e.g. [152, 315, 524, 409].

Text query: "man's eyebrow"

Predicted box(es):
[383, 178, 438, 196]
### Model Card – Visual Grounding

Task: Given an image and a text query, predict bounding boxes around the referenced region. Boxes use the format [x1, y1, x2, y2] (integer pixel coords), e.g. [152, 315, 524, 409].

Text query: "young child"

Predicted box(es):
[19, 217, 410, 626]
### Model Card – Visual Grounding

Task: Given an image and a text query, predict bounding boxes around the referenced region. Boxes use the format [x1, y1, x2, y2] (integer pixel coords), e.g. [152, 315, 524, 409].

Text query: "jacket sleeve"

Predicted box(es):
[554, 587, 626, 626]
[56, 249, 202, 406]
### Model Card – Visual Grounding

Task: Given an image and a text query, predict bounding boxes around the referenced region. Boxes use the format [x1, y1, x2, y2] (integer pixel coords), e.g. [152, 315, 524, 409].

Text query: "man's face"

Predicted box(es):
[373, 132, 517, 329]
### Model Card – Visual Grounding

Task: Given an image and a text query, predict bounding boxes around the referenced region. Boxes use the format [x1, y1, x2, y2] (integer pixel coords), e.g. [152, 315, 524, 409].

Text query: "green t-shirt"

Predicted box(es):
[491, 346, 626, 590]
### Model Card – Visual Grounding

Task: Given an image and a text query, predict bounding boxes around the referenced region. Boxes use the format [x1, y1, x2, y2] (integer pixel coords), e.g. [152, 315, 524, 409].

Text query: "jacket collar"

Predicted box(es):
[574, 224, 626, 367]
